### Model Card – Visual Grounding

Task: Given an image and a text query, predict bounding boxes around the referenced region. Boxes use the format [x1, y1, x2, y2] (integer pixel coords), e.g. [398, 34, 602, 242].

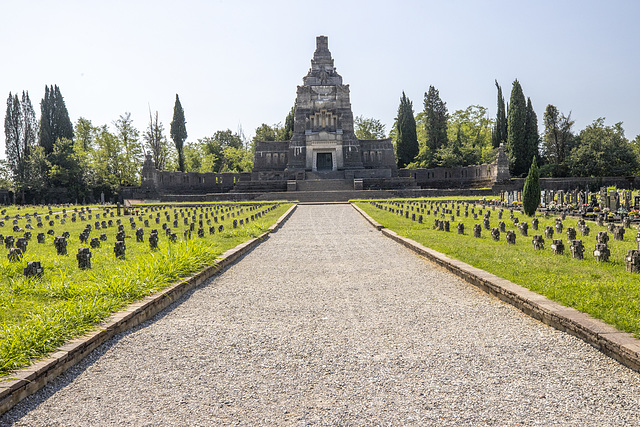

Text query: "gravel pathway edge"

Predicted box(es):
[0, 203, 298, 416]
[351, 202, 640, 373]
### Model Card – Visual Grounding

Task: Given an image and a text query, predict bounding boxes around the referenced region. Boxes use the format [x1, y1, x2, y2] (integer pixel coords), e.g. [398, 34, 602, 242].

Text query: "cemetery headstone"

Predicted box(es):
[551, 239, 565, 255]
[114, 241, 126, 259]
[77, 248, 92, 269]
[23, 261, 44, 278]
[570, 240, 584, 260]
[593, 243, 610, 262]
[532, 235, 545, 250]
[8, 247, 23, 262]
[54, 236, 67, 255]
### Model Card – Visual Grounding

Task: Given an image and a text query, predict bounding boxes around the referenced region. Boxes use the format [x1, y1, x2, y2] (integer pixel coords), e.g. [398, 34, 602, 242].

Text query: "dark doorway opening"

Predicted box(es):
[317, 152, 333, 171]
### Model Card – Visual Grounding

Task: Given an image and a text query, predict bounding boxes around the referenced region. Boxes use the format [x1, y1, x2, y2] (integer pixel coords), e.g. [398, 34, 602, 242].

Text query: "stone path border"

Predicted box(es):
[351, 203, 640, 373]
[0, 204, 298, 416]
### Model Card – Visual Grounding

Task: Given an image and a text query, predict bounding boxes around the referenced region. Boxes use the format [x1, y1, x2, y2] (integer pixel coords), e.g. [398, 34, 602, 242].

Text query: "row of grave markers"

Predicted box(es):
[2, 203, 281, 278]
[369, 200, 640, 273]
[500, 188, 639, 213]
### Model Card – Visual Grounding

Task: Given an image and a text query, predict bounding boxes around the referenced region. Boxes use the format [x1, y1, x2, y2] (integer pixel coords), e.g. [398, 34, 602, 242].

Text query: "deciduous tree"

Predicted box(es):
[144, 110, 170, 170]
[355, 116, 386, 140]
[567, 119, 638, 177]
[542, 105, 574, 176]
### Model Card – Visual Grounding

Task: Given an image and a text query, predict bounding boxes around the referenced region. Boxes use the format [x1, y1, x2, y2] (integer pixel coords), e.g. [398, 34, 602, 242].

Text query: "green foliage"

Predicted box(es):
[542, 105, 574, 176]
[170, 94, 188, 172]
[522, 157, 540, 216]
[424, 86, 449, 152]
[507, 79, 528, 176]
[408, 105, 494, 169]
[113, 113, 142, 186]
[47, 138, 87, 201]
[567, 118, 638, 177]
[252, 123, 280, 145]
[355, 115, 386, 140]
[144, 111, 171, 171]
[39, 85, 73, 155]
[186, 129, 251, 173]
[281, 106, 295, 141]
[524, 98, 540, 166]
[491, 80, 508, 148]
[395, 92, 419, 169]
[4, 92, 37, 200]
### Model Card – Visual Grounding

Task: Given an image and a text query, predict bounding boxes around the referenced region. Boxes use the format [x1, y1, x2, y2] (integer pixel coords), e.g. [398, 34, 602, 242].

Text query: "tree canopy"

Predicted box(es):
[355, 116, 386, 140]
[567, 118, 638, 177]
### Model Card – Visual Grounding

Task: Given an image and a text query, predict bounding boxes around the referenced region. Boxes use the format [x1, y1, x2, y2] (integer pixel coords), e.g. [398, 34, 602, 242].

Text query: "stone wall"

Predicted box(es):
[253, 141, 289, 173]
[359, 139, 397, 171]
[399, 163, 498, 189]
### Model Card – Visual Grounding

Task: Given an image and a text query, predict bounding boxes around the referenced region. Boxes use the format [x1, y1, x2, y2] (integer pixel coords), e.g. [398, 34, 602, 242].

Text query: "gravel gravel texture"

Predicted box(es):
[3, 204, 640, 426]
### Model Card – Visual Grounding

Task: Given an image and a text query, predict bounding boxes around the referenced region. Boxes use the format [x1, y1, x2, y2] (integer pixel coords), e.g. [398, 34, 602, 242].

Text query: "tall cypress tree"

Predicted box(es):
[170, 94, 188, 172]
[396, 92, 418, 169]
[522, 157, 540, 216]
[39, 85, 73, 155]
[506, 79, 527, 176]
[423, 85, 448, 152]
[524, 97, 540, 172]
[491, 80, 507, 148]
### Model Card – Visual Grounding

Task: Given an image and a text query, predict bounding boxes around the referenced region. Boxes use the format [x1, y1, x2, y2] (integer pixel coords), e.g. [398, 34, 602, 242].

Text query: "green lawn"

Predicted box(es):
[356, 200, 640, 338]
[0, 202, 292, 377]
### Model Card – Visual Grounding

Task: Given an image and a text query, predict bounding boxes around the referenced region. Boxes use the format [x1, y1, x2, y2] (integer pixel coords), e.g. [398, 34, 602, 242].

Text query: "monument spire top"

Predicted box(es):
[304, 35, 341, 86]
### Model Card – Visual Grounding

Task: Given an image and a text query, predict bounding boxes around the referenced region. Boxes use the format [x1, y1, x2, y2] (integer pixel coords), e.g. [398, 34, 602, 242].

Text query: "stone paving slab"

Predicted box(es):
[2, 205, 640, 426]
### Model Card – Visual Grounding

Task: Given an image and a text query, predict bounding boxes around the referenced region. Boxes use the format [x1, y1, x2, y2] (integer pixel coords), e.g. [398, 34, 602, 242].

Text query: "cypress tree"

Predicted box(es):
[170, 94, 188, 172]
[423, 85, 448, 152]
[491, 80, 507, 148]
[524, 97, 540, 172]
[507, 79, 527, 176]
[522, 157, 540, 216]
[39, 85, 73, 155]
[395, 92, 418, 168]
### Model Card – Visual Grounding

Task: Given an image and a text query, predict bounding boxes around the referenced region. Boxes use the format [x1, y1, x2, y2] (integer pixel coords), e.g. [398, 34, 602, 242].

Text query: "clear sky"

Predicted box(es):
[2, 0, 639, 157]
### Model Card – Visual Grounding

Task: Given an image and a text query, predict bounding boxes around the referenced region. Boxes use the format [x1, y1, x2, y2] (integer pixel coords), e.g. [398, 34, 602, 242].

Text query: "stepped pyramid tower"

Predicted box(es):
[253, 36, 396, 178]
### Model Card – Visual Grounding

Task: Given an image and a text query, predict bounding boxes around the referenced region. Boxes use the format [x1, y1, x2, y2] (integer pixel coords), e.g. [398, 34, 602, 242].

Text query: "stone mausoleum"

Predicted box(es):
[253, 36, 397, 180]
[129, 36, 512, 201]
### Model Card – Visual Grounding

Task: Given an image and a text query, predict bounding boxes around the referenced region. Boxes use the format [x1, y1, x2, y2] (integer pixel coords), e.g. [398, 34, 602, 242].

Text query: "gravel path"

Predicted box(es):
[3, 204, 640, 426]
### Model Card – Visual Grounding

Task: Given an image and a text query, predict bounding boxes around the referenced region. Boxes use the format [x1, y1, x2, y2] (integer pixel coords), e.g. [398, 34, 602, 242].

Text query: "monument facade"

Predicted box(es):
[253, 36, 397, 178]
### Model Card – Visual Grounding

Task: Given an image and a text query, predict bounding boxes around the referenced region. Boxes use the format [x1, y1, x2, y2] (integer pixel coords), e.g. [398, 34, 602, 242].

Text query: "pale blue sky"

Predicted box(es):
[2, 0, 639, 157]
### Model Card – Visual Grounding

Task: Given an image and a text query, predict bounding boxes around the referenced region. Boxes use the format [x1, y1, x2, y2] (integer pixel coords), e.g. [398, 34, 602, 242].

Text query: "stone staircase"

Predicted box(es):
[305, 170, 346, 180]
[296, 179, 354, 192]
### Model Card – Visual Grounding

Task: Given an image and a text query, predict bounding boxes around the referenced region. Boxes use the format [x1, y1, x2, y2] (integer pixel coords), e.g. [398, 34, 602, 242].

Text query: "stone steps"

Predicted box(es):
[296, 179, 353, 192]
